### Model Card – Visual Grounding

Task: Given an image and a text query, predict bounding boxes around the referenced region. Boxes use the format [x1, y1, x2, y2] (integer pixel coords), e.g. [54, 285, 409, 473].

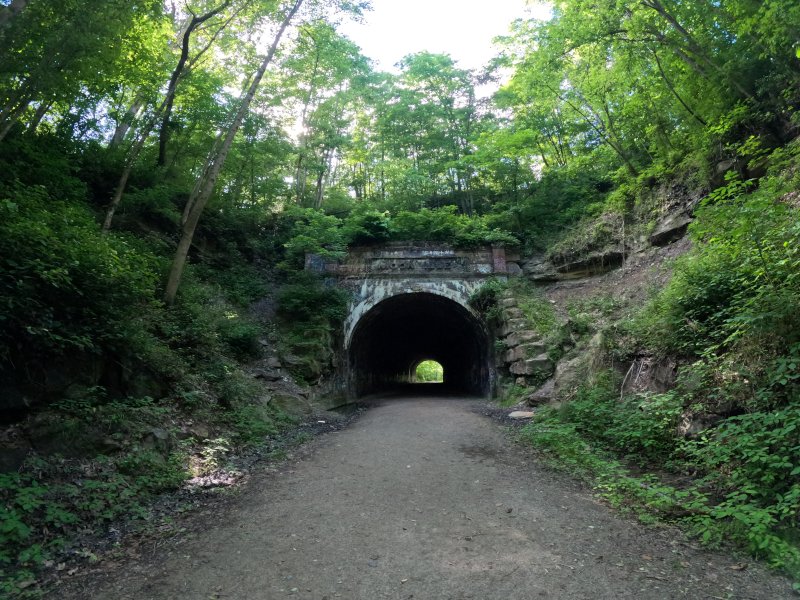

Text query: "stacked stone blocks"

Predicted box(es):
[498, 291, 554, 385]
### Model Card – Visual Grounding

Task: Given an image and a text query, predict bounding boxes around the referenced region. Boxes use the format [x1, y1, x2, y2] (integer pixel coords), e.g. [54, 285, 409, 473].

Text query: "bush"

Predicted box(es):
[386, 206, 519, 248]
[490, 161, 613, 252]
[280, 207, 345, 270]
[276, 273, 349, 382]
[681, 405, 800, 568]
[468, 278, 506, 321]
[342, 209, 391, 245]
[0, 185, 160, 370]
[633, 164, 800, 411]
[277, 272, 349, 325]
[525, 371, 800, 576]
[555, 372, 682, 464]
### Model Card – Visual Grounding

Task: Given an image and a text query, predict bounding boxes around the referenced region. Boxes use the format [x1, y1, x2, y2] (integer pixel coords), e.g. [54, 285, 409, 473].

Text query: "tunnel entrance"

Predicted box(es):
[348, 292, 492, 398]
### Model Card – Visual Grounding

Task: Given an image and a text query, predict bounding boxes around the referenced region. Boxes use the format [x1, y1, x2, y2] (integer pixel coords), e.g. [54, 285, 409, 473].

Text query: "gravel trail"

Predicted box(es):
[56, 397, 794, 599]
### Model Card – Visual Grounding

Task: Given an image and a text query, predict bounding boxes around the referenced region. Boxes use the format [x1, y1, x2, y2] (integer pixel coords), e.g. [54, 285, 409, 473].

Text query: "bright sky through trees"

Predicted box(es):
[339, 0, 552, 73]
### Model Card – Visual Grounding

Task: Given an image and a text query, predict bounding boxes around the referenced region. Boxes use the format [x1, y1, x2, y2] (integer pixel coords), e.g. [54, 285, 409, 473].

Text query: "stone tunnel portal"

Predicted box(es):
[348, 292, 491, 398]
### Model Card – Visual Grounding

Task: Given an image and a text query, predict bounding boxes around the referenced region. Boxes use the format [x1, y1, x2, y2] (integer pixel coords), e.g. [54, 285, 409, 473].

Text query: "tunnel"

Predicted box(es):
[348, 292, 492, 398]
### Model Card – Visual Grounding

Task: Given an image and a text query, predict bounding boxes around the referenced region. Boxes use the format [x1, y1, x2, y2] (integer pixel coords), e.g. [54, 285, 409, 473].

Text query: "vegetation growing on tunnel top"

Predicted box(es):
[282, 206, 520, 268]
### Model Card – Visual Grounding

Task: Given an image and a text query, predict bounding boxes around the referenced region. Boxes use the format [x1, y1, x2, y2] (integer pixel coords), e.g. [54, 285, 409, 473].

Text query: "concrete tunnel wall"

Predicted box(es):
[347, 292, 492, 398]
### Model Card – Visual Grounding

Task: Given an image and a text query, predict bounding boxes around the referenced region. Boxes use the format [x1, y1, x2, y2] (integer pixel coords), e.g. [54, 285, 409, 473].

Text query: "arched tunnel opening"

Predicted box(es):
[348, 292, 492, 398]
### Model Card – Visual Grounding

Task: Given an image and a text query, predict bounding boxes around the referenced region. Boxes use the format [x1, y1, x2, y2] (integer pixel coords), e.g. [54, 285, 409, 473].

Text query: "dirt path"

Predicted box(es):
[55, 397, 793, 599]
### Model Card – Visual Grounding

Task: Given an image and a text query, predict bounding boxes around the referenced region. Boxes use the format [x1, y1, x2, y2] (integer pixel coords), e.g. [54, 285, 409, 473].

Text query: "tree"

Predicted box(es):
[164, 0, 306, 305]
[156, 0, 233, 167]
[0, 0, 167, 143]
[102, 0, 238, 231]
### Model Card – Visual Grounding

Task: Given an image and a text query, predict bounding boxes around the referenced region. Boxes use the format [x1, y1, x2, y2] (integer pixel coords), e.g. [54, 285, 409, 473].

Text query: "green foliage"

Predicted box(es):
[153, 273, 269, 375]
[338, 205, 519, 248]
[415, 360, 443, 383]
[281, 208, 346, 270]
[520, 411, 621, 482]
[0, 384, 294, 588]
[634, 156, 800, 411]
[468, 278, 507, 322]
[116, 181, 184, 229]
[205, 361, 264, 407]
[558, 372, 684, 465]
[0, 398, 187, 570]
[277, 272, 349, 326]
[451, 216, 520, 248]
[498, 383, 528, 407]
[224, 403, 285, 446]
[681, 406, 800, 567]
[341, 208, 391, 245]
[524, 371, 800, 578]
[511, 279, 560, 342]
[548, 212, 623, 264]
[494, 165, 614, 252]
[276, 273, 349, 382]
[0, 184, 159, 361]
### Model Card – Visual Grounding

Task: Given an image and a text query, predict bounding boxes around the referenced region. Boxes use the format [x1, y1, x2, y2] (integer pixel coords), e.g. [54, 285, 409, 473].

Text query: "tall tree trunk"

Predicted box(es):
[110, 95, 146, 148]
[0, 35, 80, 143]
[313, 145, 335, 209]
[295, 36, 322, 203]
[0, 100, 29, 141]
[537, 140, 551, 168]
[313, 168, 325, 209]
[157, 1, 230, 167]
[558, 89, 639, 176]
[651, 49, 707, 126]
[294, 154, 307, 203]
[103, 92, 179, 232]
[26, 99, 52, 133]
[103, 4, 233, 231]
[641, 0, 755, 101]
[164, 0, 304, 305]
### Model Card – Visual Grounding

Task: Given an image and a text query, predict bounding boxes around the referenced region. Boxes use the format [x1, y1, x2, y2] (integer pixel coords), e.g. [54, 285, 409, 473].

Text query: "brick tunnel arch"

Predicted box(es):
[347, 292, 492, 397]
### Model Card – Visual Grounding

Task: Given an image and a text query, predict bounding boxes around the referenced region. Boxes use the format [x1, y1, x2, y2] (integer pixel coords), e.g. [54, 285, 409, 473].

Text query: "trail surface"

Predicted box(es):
[57, 397, 793, 599]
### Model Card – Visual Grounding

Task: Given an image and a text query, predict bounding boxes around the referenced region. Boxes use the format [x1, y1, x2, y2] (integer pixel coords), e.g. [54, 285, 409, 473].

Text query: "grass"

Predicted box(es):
[519, 380, 800, 587]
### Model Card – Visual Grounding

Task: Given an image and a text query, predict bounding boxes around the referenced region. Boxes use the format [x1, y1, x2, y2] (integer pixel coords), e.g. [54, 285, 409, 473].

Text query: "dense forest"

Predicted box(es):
[0, 0, 799, 595]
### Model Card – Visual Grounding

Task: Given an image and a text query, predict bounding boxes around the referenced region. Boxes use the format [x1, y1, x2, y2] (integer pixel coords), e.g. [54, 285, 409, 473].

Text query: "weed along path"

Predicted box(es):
[57, 397, 792, 599]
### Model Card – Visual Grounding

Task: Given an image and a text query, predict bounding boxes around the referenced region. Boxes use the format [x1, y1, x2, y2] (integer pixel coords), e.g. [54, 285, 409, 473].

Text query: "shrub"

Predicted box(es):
[280, 207, 345, 270]
[0, 185, 160, 372]
[633, 163, 800, 411]
[681, 405, 800, 568]
[276, 273, 349, 382]
[342, 209, 391, 245]
[468, 278, 506, 321]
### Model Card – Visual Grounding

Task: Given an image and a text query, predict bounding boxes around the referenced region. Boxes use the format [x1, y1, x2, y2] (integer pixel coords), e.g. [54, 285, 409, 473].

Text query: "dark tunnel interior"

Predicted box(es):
[348, 292, 492, 397]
